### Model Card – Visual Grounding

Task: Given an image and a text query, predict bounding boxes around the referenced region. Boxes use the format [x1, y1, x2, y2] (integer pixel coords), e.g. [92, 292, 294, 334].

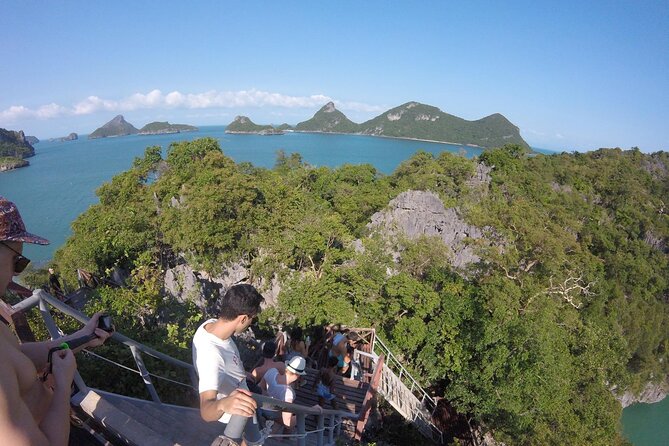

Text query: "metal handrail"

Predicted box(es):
[373, 335, 436, 408]
[14, 289, 368, 446]
[20, 290, 194, 370]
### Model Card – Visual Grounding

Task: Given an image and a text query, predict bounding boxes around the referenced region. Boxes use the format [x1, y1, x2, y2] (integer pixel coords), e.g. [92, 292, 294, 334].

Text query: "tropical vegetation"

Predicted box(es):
[28, 138, 668, 445]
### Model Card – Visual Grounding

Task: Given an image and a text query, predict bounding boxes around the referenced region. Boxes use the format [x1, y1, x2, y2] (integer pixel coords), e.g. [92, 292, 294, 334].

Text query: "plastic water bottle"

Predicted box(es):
[223, 414, 248, 441]
[223, 379, 250, 441]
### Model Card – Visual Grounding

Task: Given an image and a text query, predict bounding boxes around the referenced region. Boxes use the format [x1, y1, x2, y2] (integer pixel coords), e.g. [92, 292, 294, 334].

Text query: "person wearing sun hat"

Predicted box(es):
[259, 355, 308, 433]
[0, 196, 112, 445]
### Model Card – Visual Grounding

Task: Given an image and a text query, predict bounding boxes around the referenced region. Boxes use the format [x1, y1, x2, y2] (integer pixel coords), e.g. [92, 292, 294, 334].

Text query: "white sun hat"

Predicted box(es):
[285, 355, 307, 375]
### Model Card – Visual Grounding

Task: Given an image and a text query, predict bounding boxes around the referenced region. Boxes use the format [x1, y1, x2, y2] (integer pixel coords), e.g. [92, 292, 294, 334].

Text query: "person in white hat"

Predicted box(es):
[259, 355, 307, 433]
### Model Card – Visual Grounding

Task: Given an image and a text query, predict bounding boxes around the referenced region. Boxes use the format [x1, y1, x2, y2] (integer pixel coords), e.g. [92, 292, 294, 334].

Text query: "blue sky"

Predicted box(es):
[1, 1, 667, 152]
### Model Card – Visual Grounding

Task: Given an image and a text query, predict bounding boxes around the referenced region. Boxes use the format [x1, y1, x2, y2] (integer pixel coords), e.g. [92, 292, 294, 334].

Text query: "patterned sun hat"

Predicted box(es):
[0, 197, 49, 245]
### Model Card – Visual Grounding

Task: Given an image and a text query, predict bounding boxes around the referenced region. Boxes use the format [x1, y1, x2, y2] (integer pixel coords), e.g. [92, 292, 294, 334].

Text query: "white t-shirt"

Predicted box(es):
[263, 367, 295, 403]
[192, 319, 248, 423]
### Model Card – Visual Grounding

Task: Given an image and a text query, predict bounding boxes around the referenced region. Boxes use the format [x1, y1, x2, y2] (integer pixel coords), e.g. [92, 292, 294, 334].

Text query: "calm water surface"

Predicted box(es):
[0, 127, 480, 264]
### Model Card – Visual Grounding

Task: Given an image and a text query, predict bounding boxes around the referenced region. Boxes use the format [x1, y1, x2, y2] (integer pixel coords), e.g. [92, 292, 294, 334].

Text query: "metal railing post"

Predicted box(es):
[296, 413, 306, 446]
[316, 413, 325, 446]
[335, 415, 342, 437]
[188, 369, 199, 391]
[327, 414, 335, 444]
[129, 345, 161, 403]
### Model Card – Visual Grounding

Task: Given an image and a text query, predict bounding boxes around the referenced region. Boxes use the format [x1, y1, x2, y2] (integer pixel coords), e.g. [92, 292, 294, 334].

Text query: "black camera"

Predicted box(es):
[97, 314, 113, 332]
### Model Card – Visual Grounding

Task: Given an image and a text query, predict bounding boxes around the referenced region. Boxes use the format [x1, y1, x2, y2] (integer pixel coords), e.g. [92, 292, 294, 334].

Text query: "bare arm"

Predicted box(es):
[0, 349, 76, 446]
[281, 391, 295, 429]
[199, 389, 257, 422]
[20, 312, 112, 372]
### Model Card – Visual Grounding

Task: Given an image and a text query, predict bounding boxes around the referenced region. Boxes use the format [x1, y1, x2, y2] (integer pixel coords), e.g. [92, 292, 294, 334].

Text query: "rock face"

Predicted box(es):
[367, 190, 486, 269]
[0, 158, 29, 171]
[615, 379, 669, 408]
[163, 262, 281, 315]
[89, 115, 139, 139]
[0, 129, 35, 158]
[25, 135, 40, 144]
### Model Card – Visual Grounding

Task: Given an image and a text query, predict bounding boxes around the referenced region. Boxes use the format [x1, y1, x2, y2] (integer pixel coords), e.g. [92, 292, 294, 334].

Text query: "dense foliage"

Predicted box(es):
[49, 139, 667, 445]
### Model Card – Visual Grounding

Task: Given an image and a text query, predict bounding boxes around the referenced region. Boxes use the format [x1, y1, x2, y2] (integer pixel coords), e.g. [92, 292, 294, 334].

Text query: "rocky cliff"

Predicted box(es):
[0, 129, 35, 158]
[366, 190, 487, 270]
[163, 262, 281, 316]
[614, 379, 669, 408]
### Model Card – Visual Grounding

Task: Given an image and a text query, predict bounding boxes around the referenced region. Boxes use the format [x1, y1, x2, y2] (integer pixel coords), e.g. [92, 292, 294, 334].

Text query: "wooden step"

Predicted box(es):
[74, 390, 174, 446]
[79, 390, 315, 446]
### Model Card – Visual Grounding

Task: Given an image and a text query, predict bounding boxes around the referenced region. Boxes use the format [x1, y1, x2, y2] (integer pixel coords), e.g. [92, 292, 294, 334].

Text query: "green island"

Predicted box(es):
[242, 101, 530, 149]
[0, 128, 35, 171]
[138, 121, 198, 135]
[89, 115, 139, 139]
[225, 116, 285, 135]
[21, 139, 668, 445]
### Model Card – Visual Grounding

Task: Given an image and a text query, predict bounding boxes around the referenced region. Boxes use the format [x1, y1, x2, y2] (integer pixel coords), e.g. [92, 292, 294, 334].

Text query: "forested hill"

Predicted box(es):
[292, 101, 530, 149]
[50, 139, 668, 445]
[89, 115, 139, 139]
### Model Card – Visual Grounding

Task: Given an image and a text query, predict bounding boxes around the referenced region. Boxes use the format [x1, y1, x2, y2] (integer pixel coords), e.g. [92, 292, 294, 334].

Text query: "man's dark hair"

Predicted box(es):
[218, 284, 264, 321]
[290, 326, 303, 342]
[262, 341, 277, 358]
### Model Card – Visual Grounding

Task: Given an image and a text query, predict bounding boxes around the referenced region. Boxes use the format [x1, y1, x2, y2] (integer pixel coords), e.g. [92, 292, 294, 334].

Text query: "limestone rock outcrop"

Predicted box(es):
[367, 190, 487, 270]
[615, 379, 669, 408]
[163, 262, 281, 315]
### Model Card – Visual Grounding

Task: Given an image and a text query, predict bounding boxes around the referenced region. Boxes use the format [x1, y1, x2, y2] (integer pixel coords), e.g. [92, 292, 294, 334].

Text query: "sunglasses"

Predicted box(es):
[0, 241, 30, 274]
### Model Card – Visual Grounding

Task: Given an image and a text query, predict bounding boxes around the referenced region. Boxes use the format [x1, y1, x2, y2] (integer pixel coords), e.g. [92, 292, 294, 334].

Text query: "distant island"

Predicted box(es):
[49, 133, 78, 142]
[0, 128, 35, 172]
[234, 101, 530, 149]
[225, 116, 284, 135]
[138, 122, 198, 135]
[89, 115, 139, 139]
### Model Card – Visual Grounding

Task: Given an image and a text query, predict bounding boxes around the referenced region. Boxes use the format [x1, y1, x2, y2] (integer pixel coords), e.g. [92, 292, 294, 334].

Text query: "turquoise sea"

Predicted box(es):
[0, 127, 482, 264]
[0, 127, 664, 444]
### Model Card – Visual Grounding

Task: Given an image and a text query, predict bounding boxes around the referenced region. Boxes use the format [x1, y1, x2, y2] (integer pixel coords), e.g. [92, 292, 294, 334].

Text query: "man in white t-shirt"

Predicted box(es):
[192, 284, 264, 446]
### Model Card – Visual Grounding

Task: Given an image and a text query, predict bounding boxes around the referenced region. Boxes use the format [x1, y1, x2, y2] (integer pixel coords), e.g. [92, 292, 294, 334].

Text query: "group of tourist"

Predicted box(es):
[0, 196, 367, 446]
